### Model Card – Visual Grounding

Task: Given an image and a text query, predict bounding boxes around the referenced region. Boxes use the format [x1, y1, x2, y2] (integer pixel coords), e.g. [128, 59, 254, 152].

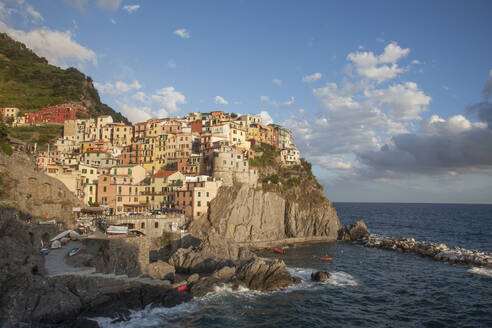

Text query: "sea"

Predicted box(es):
[94, 203, 492, 328]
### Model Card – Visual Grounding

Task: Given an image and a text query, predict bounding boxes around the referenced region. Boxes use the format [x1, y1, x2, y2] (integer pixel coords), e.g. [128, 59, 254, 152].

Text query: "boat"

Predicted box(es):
[177, 285, 188, 291]
[319, 257, 333, 261]
[50, 230, 71, 242]
[273, 247, 286, 254]
[40, 246, 49, 255]
[106, 225, 128, 235]
[68, 247, 80, 256]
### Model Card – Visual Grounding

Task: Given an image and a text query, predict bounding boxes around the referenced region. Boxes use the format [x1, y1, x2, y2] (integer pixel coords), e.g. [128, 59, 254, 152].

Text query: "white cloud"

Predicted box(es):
[259, 111, 273, 125]
[260, 95, 277, 106]
[421, 114, 486, 136]
[25, 5, 43, 23]
[483, 69, 492, 99]
[214, 96, 228, 105]
[411, 60, 421, 65]
[302, 72, 322, 83]
[282, 96, 295, 108]
[366, 82, 431, 121]
[110, 18, 116, 24]
[311, 155, 355, 170]
[272, 78, 282, 86]
[168, 59, 176, 68]
[347, 42, 409, 83]
[116, 101, 152, 123]
[94, 80, 141, 95]
[0, 22, 97, 67]
[151, 87, 186, 113]
[173, 28, 190, 39]
[97, 0, 122, 10]
[132, 91, 147, 103]
[122, 4, 139, 13]
[63, 0, 88, 11]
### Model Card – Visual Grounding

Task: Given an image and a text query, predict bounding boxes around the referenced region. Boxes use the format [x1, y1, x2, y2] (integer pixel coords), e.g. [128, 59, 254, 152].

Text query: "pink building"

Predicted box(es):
[175, 177, 222, 217]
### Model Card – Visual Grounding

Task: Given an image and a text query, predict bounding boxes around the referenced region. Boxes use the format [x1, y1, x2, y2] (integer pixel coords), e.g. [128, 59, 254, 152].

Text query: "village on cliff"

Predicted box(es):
[1, 103, 301, 219]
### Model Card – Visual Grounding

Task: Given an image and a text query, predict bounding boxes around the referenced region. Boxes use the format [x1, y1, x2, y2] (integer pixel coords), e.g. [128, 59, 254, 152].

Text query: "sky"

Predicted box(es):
[1, 0, 492, 203]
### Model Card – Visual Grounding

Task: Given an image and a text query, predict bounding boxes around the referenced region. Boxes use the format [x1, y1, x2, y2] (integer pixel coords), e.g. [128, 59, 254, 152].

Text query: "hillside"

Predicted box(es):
[0, 33, 129, 124]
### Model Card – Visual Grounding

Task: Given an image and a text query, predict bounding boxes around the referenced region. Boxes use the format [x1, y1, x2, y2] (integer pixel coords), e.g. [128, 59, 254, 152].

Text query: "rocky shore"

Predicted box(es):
[358, 235, 492, 268]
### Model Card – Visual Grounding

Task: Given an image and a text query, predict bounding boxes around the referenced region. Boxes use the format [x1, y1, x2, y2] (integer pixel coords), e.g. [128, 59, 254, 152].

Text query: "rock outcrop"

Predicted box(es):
[0, 151, 82, 223]
[311, 271, 331, 282]
[190, 184, 340, 244]
[146, 261, 175, 280]
[338, 220, 370, 241]
[234, 258, 294, 291]
[168, 231, 254, 274]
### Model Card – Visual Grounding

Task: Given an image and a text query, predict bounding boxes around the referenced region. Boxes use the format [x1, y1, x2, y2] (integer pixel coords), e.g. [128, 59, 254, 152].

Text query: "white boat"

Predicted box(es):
[51, 240, 61, 249]
[50, 230, 71, 242]
[106, 225, 128, 235]
[68, 247, 80, 256]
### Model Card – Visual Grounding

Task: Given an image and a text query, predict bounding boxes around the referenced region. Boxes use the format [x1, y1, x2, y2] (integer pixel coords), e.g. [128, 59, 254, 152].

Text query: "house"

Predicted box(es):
[0, 107, 20, 119]
[25, 103, 87, 125]
[145, 170, 185, 210]
[280, 147, 300, 165]
[175, 176, 222, 217]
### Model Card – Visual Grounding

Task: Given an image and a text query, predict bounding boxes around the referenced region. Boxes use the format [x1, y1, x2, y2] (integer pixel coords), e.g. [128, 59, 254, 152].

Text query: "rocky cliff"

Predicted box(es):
[190, 183, 340, 245]
[0, 150, 82, 223]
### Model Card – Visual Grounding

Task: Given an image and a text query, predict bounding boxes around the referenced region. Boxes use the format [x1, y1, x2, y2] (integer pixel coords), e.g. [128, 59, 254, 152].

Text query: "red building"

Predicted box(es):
[25, 103, 87, 125]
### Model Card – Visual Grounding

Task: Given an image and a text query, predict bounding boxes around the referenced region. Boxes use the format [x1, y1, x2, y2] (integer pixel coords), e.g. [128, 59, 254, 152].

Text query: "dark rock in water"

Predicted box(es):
[146, 261, 175, 280]
[292, 276, 302, 284]
[311, 271, 331, 282]
[234, 258, 293, 291]
[189, 276, 222, 297]
[338, 220, 370, 241]
[168, 231, 254, 274]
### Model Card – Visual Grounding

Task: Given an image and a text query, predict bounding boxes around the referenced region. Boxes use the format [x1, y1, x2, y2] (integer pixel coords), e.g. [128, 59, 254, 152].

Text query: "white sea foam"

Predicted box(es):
[92, 301, 200, 328]
[468, 267, 492, 278]
[326, 271, 358, 287]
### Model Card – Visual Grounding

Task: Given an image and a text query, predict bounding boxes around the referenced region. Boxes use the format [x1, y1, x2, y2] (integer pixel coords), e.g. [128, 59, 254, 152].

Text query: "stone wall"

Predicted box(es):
[108, 215, 187, 237]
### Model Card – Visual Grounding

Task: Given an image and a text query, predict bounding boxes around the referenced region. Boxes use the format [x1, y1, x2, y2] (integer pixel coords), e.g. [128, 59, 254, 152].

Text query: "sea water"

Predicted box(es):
[95, 203, 492, 328]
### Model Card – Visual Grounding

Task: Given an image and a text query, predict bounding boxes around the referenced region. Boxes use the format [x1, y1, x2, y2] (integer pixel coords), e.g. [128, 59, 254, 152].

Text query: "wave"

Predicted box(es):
[92, 301, 200, 328]
[468, 267, 492, 278]
[287, 267, 358, 287]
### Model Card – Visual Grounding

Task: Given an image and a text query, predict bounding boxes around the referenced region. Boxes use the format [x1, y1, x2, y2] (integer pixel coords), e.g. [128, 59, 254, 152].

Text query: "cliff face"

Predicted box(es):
[190, 184, 340, 244]
[0, 151, 82, 222]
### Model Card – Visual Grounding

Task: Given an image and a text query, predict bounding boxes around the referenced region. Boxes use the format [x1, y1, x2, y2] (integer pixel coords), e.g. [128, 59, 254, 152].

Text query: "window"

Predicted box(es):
[207, 201, 210, 206]
[90, 169, 93, 174]
[134, 197, 138, 202]
[141, 222, 145, 229]
[89, 197, 92, 202]
[103, 186, 107, 192]
[117, 196, 122, 201]
[206, 192, 209, 197]
[197, 201, 201, 207]
[82, 169, 87, 173]
[198, 192, 201, 197]
[118, 186, 122, 194]
[85, 178, 89, 183]
[89, 186, 93, 191]
[155, 222, 158, 228]
[189, 201, 192, 206]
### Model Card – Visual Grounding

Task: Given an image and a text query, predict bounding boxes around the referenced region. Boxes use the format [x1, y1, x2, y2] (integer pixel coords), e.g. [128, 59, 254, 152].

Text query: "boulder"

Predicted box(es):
[338, 220, 369, 241]
[186, 273, 200, 284]
[168, 232, 254, 274]
[311, 271, 331, 282]
[146, 261, 175, 280]
[234, 258, 294, 291]
[212, 266, 236, 280]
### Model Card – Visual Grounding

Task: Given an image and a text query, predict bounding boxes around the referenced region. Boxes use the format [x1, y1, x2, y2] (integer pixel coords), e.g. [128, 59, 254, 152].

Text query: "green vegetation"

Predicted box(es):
[8, 124, 63, 145]
[262, 174, 279, 184]
[250, 143, 277, 167]
[0, 33, 129, 124]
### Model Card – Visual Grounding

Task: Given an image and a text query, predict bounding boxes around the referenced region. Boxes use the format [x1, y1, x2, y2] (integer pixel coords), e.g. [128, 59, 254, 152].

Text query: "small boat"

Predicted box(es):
[273, 247, 286, 254]
[319, 257, 333, 261]
[177, 285, 188, 291]
[40, 246, 49, 255]
[68, 247, 80, 257]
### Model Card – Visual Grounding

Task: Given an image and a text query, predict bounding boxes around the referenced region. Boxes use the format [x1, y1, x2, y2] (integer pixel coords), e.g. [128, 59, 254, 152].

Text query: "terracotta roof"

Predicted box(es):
[152, 170, 179, 178]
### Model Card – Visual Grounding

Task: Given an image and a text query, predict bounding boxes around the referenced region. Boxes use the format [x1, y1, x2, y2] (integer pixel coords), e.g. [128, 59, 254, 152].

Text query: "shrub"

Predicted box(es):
[0, 141, 12, 156]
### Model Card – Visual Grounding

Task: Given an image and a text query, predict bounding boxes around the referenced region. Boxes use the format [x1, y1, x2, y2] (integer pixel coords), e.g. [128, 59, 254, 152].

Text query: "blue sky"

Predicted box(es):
[1, 0, 492, 203]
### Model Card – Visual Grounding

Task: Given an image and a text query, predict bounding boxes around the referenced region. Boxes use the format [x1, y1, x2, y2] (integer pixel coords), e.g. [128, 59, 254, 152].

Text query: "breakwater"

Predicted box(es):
[358, 235, 492, 268]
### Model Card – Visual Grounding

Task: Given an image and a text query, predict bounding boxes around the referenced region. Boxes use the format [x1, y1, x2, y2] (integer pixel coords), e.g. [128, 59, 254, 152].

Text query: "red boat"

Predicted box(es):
[273, 247, 286, 254]
[177, 285, 188, 291]
[319, 257, 333, 261]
